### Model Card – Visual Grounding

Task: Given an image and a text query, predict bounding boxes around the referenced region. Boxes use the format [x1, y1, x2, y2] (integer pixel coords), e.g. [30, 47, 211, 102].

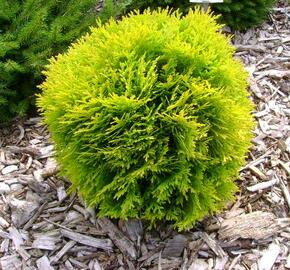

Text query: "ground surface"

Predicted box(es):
[0, 2, 290, 269]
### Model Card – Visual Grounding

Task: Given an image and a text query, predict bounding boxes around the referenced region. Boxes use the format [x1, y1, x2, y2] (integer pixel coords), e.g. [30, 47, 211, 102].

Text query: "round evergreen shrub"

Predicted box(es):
[38, 9, 254, 230]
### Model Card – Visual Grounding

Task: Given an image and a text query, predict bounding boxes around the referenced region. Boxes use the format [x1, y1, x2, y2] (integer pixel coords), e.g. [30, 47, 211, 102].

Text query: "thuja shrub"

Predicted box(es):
[38, 9, 254, 230]
[0, 0, 128, 123]
[127, 0, 275, 30]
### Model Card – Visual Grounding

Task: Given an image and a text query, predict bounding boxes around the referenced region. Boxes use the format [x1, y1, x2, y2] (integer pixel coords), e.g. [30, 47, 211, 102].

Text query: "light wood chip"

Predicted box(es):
[214, 257, 228, 270]
[219, 211, 287, 240]
[255, 69, 290, 79]
[88, 259, 103, 270]
[73, 205, 90, 219]
[0, 239, 10, 253]
[8, 227, 24, 249]
[61, 229, 113, 251]
[200, 233, 226, 258]
[98, 217, 137, 259]
[0, 216, 9, 228]
[69, 258, 88, 269]
[0, 254, 22, 270]
[228, 255, 241, 270]
[51, 240, 76, 263]
[248, 165, 267, 180]
[57, 186, 67, 201]
[235, 44, 267, 52]
[258, 242, 280, 270]
[188, 259, 208, 270]
[247, 178, 278, 192]
[8, 198, 39, 228]
[36, 256, 54, 270]
[286, 253, 290, 269]
[279, 161, 290, 175]
[0, 230, 11, 239]
[23, 201, 47, 230]
[16, 246, 31, 261]
[39, 145, 54, 159]
[64, 260, 75, 270]
[41, 162, 59, 179]
[280, 180, 290, 209]
[4, 146, 41, 157]
[32, 231, 60, 250]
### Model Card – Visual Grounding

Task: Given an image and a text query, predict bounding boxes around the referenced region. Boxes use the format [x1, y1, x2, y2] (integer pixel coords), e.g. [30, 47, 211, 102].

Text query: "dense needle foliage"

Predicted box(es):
[0, 0, 126, 123]
[127, 0, 275, 30]
[38, 9, 254, 230]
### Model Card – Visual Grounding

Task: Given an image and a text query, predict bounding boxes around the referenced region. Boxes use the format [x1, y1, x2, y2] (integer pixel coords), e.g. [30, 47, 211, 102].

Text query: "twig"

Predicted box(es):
[43, 218, 74, 231]
[23, 201, 48, 230]
[247, 178, 278, 192]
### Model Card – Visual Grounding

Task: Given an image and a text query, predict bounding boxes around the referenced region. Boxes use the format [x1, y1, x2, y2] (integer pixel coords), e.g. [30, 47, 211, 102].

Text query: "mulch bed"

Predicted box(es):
[0, 1, 289, 269]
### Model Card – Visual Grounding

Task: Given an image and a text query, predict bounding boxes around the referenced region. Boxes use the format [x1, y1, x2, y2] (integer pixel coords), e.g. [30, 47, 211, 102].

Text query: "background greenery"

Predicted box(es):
[126, 0, 276, 30]
[0, 0, 127, 123]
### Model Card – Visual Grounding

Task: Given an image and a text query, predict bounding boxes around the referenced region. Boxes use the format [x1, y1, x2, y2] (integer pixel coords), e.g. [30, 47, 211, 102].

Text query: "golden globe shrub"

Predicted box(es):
[38, 9, 254, 230]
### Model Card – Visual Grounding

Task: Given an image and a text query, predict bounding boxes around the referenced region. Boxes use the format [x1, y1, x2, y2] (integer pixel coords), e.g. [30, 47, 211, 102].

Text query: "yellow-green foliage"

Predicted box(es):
[38, 9, 254, 230]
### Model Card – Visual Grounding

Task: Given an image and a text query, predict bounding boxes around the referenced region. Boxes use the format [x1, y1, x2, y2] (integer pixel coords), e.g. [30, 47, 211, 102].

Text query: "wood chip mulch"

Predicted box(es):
[0, 2, 289, 269]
